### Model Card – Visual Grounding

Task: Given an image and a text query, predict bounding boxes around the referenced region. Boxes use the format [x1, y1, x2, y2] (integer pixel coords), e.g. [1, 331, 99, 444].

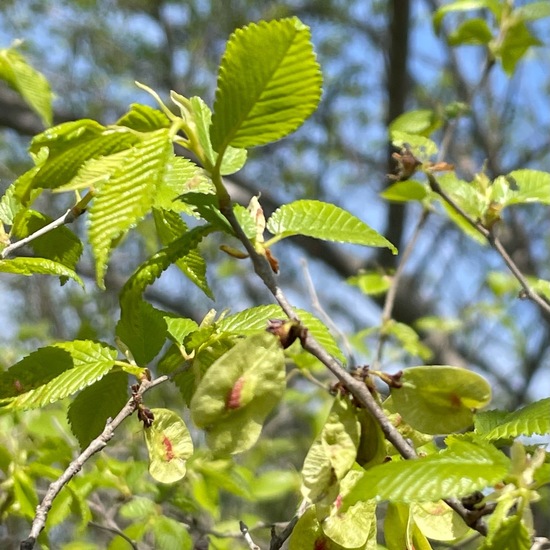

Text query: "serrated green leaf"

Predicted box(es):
[31, 123, 140, 190]
[177, 192, 232, 233]
[88, 129, 173, 286]
[0, 257, 83, 286]
[186, 95, 247, 175]
[267, 200, 397, 253]
[12, 209, 82, 271]
[475, 398, 550, 440]
[218, 304, 345, 362]
[144, 408, 193, 483]
[154, 157, 211, 214]
[0, 167, 41, 224]
[389, 110, 441, 137]
[67, 371, 129, 449]
[448, 18, 493, 45]
[0, 47, 52, 126]
[190, 332, 285, 455]
[116, 103, 171, 131]
[381, 180, 428, 202]
[211, 17, 322, 153]
[348, 439, 509, 504]
[165, 317, 199, 344]
[391, 366, 492, 434]
[301, 397, 360, 503]
[152, 208, 212, 298]
[0, 340, 117, 411]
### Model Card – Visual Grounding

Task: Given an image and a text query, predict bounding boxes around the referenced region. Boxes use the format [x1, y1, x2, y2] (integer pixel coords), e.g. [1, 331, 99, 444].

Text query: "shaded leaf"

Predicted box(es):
[68, 371, 129, 449]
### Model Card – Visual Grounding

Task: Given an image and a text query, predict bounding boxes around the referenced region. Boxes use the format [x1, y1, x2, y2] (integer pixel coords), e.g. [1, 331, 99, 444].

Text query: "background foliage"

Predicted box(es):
[0, 1, 549, 549]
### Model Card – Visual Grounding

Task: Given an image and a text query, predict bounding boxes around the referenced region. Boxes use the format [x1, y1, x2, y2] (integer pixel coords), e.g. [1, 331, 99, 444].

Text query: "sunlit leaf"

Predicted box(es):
[267, 200, 397, 253]
[0, 257, 82, 286]
[390, 110, 441, 137]
[211, 17, 322, 153]
[381, 180, 428, 202]
[347, 438, 509, 504]
[411, 501, 471, 542]
[144, 408, 194, 483]
[391, 366, 492, 434]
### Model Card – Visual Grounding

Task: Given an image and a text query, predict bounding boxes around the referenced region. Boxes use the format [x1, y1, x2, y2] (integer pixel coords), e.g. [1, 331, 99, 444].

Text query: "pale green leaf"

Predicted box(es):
[218, 304, 345, 362]
[116, 103, 171, 131]
[479, 515, 531, 550]
[384, 502, 433, 550]
[475, 398, 550, 440]
[347, 439, 509, 504]
[190, 332, 285, 455]
[152, 516, 193, 549]
[144, 408, 194, 483]
[391, 366, 492, 434]
[497, 21, 541, 75]
[0, 257, 83, 286]
[506, 169, 550, 205]
[164, 317, 199, 344]
[0, 47, 52, 126]
[301, 397, 360, 503]
[186, 95, 247, 174]
[391, 131, 438, 159]
[347, 272, 391, 296]
[448, 18, 493, 45]
[0, 167, 41, 224]
[515, 2, 550, 22]
[88, 129, 173, 286]
[389, 110, 441, 137]
[68, 371, 129, 449]
[211, 17, 322, 152]
[267, 200, 397, 253]
[0, 340, 117, 411]
[411, 501, 471, 542]
[381, 180, 428, 202]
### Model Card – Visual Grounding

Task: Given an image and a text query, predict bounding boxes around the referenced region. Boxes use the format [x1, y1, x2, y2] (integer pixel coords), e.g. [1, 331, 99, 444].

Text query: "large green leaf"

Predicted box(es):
[0, 341, 118, 411]
[301, 397, 360, 504]
[210, 17, 322, 153]
[218, 304, 345, 362]
[267, 200, 397, 253]
[144, 408, 194, 483]
[0, 46, 52, 126]
[474, 398, 550, 440]
[88, 129, 173, 286]
[0, 257, 82, 286]
[391, 366, 492, 434]
[67, 371, 129, 449]
[190, 332, 285, 455]
[347, 438, 510, 504]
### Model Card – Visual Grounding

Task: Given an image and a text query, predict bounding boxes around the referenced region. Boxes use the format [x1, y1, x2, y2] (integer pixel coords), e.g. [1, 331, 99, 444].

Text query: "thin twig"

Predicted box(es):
[372, 209, 429, 371]
[2, 191, 94, 259]
[427, 173, 550, 317]
[220, 201, 493, 537]
[89, 522, 139, 550]
[20, 375, 169, 550]
[240, 521, 260, 550]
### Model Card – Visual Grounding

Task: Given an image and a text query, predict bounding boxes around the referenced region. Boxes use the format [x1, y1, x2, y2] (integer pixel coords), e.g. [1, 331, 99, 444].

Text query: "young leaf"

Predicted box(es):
[381, 180, 428, 203]
[474, 398, 550, 440]
[0, 257, 83, 286]
[301, 397, 360, 503]
[267, 200, 397, 253]
[391, 365, 492, 434]
[190, 332, 285, 455]
[210, 17, 322, 153]
[479, 514, 531, 550]
[347, 438, 510, 504]
[144, 408, 194, 483]
[506, 169, 550, 206]
[116, 103, 171, 131]
[68, 371, 129, 449]
[390, 109, 441, 137]
[88, 129, 173, 286]
[0, 340, 118, 411]
[218, 304, 345, 362]
[0, 46, 53, 127]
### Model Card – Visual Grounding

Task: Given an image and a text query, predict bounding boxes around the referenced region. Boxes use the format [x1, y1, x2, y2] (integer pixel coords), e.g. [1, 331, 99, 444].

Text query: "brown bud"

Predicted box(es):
[266, 319, 307, 348]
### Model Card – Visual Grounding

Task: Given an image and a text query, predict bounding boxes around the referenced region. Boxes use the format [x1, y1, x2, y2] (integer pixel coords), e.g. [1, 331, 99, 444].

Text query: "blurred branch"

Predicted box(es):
[20, 375, 169, 550]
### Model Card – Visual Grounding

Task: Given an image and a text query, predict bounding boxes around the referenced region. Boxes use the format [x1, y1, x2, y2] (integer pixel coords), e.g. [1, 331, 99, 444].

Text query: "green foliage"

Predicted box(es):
[1, 12, 549, 550]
